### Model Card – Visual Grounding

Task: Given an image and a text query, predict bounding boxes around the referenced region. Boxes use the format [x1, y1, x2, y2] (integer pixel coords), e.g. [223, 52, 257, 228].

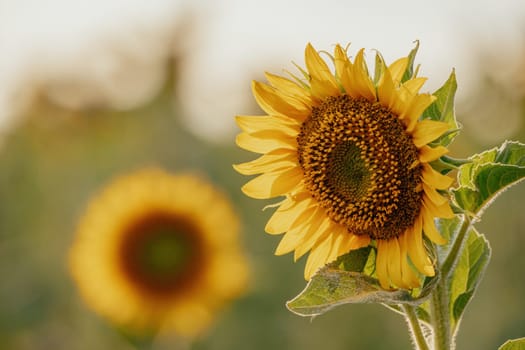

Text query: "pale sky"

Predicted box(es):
[0, 0, 524, 140]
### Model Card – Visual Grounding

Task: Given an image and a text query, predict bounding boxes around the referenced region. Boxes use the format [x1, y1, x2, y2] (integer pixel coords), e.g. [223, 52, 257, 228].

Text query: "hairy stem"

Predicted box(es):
[430, 214, 473, 350]
[430, 281, 452, 350]
[402, 304, 430, 350]
[441, 215, 472, 279]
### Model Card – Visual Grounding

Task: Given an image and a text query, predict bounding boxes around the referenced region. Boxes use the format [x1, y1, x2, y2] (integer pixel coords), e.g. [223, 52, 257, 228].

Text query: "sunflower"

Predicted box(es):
[69, 169, 248, 337]
[234, 43, 455, 289]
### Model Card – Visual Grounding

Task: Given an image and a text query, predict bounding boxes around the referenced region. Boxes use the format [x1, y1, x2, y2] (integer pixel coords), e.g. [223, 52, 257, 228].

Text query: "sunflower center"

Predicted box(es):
[327, 141, 371, 199]
[297, 95, 423, 240]
[119, 212, 204, 297]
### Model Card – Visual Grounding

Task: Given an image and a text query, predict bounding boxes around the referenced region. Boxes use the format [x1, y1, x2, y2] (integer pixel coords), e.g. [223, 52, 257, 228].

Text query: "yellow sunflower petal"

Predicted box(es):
[235, 130, 296, 154]
[376, 240, 390, 289]
[325, 232, 347, 263]
[241, 167, 303, 199]
[419, 145, 449, 163]
[377, 66, 397, 109]
[265, 195, 314, 234]
[348, 49, 376, 100]
[333, 44, 350, 83]
[390, 87, 412, 118]
[252, 81, 309, 120]
[388, 57, 409, 84]
[334, 44, 355, 96]
[235, 115, 300, 135]
[421, 203, 447, 244]
[294, 216, 333, 261]
[304, 43, 340, 99]
[333, 230, 355, 257]
[421, 163, 454, 190]
[274, 221, 310, 256]
[402, 77, 428, 94]
[386, 238, 405, 289]
[423, 196, 455, 219]
[264, 72, 313, 106]
[233, 150, 297, 175]
[406, 215, 435, 276]
[347, 233, 371, 251]
[273, 208, 326, 256]
[411, 119, 449, 147]
[423, 183, 448, 206]
[399, 233, 422, 288]
[304, 234, 334, 279]
[403, 94, 436, 132]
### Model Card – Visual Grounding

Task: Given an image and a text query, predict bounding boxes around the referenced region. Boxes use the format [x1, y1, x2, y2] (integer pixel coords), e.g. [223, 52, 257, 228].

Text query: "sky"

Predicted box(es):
[0, 0, 524, 140]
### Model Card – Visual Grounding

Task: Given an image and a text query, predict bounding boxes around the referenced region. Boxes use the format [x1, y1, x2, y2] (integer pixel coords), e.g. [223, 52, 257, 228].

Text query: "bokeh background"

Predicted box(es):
[0, 1, 524, 349]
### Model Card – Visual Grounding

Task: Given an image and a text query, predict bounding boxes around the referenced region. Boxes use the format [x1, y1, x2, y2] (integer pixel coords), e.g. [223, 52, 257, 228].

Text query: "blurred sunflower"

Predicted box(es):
[69, 169, 248, 337]
[234, 43, 454, 289]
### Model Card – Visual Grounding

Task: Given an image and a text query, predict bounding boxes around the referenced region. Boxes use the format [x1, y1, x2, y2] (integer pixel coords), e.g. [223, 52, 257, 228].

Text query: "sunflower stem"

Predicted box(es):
[441, 214, 472, 279]
[430, 279, 452, 350]
[430, 214, 473, 350]
[402, 304, 430, 350]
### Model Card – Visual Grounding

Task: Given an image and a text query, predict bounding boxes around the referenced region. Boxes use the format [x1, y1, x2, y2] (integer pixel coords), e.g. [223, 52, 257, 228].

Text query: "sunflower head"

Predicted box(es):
[235, 43, 455, 289]
[69, 169, 248, 337]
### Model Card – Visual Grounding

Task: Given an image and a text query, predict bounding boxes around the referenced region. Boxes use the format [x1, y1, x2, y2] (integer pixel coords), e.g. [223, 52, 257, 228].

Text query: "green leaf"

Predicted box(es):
[449, 226, 491, 332]
[286, 269, 438, 317]
[286, 248, 438, 317]
[421, 70, 460, 147]
[453, 141, 525, 216]
[499, 338, 525, 350]
[332, 246, 372, 272]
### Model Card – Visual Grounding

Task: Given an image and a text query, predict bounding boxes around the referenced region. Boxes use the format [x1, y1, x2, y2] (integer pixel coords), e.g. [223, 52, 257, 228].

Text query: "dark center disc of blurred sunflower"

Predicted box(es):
[297, 95, 423, 240]
[119, 212, 205, 297]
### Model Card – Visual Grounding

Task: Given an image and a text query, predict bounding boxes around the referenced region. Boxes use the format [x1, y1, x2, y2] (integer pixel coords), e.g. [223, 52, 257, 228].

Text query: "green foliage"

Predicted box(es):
[422, 70, 460, 147]
[453, 141, 525, 216]
[286, 248, 437, 317]
[400, 40, 420, 83]
[449, 225, 490, 333]
[499, 338, 525, 350]
[446, 141, 524, 332]
[333, 246, 372, 272]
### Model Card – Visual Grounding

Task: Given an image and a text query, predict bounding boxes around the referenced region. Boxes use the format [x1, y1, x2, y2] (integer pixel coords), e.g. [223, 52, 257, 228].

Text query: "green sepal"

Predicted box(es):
[373, 52, 386, 85]
[285, 247, 438, 317]
[430, 155, 472, 175]
[400, 40, 420, 83]
[422, 70, 460, 147]
[441, 155, 473, 168]
[452, 140, 525, 216]
[499, 338, 525, 350]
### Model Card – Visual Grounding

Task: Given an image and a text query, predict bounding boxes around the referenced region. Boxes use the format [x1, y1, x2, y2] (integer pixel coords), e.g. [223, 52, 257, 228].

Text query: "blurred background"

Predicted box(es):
[0, 0, 524, 349]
